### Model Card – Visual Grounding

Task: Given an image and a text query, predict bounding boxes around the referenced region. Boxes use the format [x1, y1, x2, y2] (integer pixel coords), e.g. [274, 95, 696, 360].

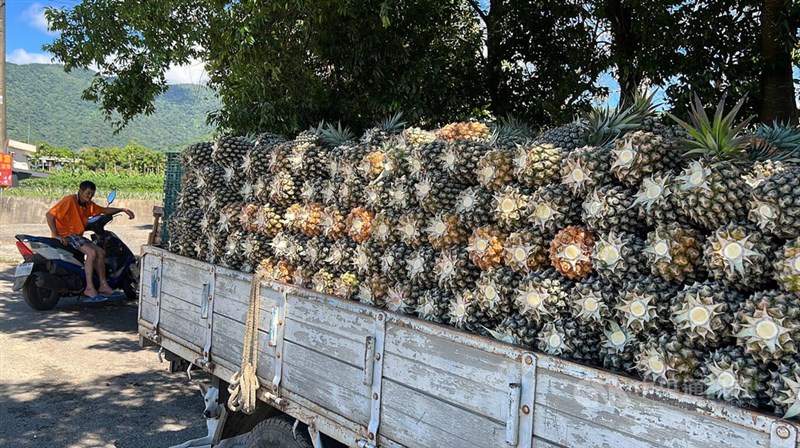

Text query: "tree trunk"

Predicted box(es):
[486, 0, 509, 116]
[605, 0, 640, 106]
[759, 0, 798, 123]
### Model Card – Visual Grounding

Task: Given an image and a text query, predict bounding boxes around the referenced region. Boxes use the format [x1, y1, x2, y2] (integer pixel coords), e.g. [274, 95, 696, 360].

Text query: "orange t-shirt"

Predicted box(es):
[48, 194, 103, 237]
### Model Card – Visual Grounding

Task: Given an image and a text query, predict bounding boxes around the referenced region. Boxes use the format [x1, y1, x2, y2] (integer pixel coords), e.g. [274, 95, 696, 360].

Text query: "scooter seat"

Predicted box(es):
[17, 235, 86, 263]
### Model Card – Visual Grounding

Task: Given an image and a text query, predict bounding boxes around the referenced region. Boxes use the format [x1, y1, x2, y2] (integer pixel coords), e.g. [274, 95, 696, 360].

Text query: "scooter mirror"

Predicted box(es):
[107, 190, 117, 205]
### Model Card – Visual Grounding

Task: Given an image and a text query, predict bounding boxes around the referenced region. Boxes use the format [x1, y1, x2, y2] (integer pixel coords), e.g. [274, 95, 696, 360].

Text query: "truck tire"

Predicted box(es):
[22, 278, 61, 311]
[243, 415, 314, 448]
[121, 270, 138, 301]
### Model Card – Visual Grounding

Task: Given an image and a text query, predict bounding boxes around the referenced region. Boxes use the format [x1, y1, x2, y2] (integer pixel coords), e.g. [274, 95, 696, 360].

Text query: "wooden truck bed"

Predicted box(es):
[137, 245, 800, 448]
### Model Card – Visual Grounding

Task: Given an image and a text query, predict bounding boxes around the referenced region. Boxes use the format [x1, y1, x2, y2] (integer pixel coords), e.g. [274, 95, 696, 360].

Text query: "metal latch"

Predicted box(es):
[771, 421, 798, 448]
[200, 283, 211, 319]
[150, 266, 160, 298]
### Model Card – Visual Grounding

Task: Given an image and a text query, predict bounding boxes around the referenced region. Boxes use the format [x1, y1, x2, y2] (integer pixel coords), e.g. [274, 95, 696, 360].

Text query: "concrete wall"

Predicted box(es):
[0, 195, 161, 227]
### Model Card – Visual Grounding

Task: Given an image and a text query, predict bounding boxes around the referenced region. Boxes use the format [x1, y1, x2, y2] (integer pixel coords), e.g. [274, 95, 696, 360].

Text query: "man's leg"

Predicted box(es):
[78, 244, 99, 297]
[94, 245, 113, 295]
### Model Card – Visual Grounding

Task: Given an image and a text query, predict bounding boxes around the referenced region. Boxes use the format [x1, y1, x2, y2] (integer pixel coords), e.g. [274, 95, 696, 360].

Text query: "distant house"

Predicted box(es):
[6, 140, 49, 186]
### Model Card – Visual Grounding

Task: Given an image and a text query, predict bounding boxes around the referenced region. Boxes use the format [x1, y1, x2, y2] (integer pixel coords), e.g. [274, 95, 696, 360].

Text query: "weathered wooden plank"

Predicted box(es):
[213, 281, 279, 328]
[384, 324, 515, 392]
[534, 368, 770, 447]
[139, 298, 157, 325]
[379, 379, 504, 448]
[210, 313, 275, 378]
[531, 437, 565, 448]
[160, 258, 211, 304]
[532, 404, 659, 448]
[159, 291, 206, 347]
[281, 340, 371, 427]
[286, 294, 373, 343]
[283, 318, 365, 368]
[381, 350, 509, 422]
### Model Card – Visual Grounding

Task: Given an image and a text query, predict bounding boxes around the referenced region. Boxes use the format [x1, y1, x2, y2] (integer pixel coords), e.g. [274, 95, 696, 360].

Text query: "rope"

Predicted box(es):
[228, 268, 267, 414]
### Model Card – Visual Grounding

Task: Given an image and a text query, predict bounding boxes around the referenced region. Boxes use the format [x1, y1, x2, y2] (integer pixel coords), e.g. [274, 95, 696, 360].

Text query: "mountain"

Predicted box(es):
[6, 63, 219, 151]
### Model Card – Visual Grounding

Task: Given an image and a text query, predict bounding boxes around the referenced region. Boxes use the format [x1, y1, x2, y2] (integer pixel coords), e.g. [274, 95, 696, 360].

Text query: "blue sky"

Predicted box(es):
[5, 0, 207, 84]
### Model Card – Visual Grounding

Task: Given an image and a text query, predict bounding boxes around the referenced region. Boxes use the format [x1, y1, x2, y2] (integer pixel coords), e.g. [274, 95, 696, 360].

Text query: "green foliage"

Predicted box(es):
[6, 63, 217, 150]
[8, 171, 164, 200]
[29, 141, 167, 175]
[668, 95, 752, 160]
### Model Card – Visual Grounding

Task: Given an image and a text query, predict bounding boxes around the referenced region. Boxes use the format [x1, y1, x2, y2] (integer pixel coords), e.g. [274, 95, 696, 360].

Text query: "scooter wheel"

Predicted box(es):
[22, 279, 61, 311]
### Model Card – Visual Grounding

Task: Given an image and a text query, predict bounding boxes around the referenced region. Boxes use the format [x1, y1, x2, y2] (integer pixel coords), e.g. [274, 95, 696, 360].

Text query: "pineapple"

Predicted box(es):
[734, 289, 800, 362]
[312, 268, 336, 295]
[241, 233, 273, 273]
[562, 319, 604, 365]
[270, 232, 307, 265]
[614, 276, 675, 335]
[297, 203, 324, 237]
[437, 121, 491, 142]
[282, 203, 304, 234]
[361, 112, 406, 150]
[560, 145, 613, 197]
[370, 211, 399, 247]
[385, 282, 420, 315]
[321, 205, 348, 240]
[571, 276, 614, 329]
[380, 243, 412, 283]
[339, 170, 366, 209]
[434, 248, 480, 293]
[582, 91, 657, 147]
[591, 231, 647, 286]
[299, 178, 325, 204]
[403, 127, 437, 147]
[580, 185, 640, 234]
[408, 140, 447, 178]
[669, 96, 751, 230]
[358, 274, 389, 308]
[455, 186, 495, 229]
[386, 175, 417, 211]
[749, 169, 800, 239]
[767, 358, 800, 418]
[180, 141, 214, 168]
[467, 226, 506, 271]
[320, 176, 343, 206]
[441, 139, 491, 180]
[503, 230, 549, 274]
[492, 313, 537, 347]
[742, 160, 793, 189]
[644, 223, 705, 284]
[269, 171, 301, 208]
[634, 333, 702, 387]
[537, 319, 575, 357]
[323, 238, 356, 273]
[406, 245, 437, 289]
[414, 171, 463, 214]
[671, 281, 743, 350]
[425, 213, 469, 250]
[415, 288, 452, 323]
[211, 135, 252, 168]
[244, 133, 283, 176]
[290, 265, 314, 289]
[268, 140, 295, 174]
[514, 142, 564, 188]
[631, 173, 688, 228]
[257, 258, 295, 284]
[600, 321, 640, 372]
[549, 226, 595, 280]
[774, 238, 800, 294]
[492, 185, 530, 231]
[364, 175, 391, 210]
[474, 267, 519, 323]
[477, 149, 515, 191]
[449, 289, 493, 335]
[610, 130, 668, 187]
[537, 121, 587, 150]
[305, 236, 332, 271]
[700, 346, 769, 408]
[527, 184, 579, 237]
[221, 230, 247, 271]
[513, 268, 570, 326]
[197, 164, 226, 193]
[333, 272, 360, 300]
[346, 207, 374, 243]
[352, 241, 381, 277]
[703, 224, 774, 291]
[396, 211, 427, 248]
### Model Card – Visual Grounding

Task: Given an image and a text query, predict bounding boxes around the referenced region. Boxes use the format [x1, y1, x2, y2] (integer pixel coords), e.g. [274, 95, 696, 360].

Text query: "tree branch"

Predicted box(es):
[466, 0, 489, 23]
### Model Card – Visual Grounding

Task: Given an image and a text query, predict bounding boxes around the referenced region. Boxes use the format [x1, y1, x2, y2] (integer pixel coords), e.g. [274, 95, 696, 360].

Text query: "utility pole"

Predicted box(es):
[0, 0, 6, 155]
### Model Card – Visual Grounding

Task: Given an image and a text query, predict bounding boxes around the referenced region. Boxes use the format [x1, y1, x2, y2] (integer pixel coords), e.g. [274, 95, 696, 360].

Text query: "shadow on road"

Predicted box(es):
[0, 263, 141, 348]
[0, 369, 211, 448]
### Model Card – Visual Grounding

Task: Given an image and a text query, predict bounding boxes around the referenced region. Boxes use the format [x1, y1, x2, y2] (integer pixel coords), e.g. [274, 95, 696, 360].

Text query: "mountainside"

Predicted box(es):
[6, 63, 219, 151]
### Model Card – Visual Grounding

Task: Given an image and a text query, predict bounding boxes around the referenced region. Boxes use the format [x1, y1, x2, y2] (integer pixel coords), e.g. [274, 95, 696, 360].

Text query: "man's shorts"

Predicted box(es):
[65, 234, 92, 250]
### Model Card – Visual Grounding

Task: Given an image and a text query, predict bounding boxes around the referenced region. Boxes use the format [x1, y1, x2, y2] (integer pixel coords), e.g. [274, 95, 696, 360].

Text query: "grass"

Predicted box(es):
[2, 171, 165, 200]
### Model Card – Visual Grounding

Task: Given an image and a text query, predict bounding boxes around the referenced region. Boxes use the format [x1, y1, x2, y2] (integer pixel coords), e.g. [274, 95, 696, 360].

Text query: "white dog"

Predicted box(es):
[169, 383, 233, 448]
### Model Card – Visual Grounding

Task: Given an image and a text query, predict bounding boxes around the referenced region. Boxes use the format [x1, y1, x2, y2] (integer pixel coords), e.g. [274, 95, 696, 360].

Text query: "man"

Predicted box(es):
[46, 180, 135, 298]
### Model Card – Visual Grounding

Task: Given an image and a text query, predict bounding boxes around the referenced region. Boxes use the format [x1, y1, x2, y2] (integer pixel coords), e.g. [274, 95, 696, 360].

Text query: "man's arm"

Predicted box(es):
[46, 212, 67, 245]
[99, 206, 135, 219]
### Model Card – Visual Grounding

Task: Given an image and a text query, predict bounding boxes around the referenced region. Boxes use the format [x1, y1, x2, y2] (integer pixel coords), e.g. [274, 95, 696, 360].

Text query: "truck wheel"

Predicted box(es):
[121, 270, 138, 301]
[22, 279, 61, 311]
[244, 415, 313, 448]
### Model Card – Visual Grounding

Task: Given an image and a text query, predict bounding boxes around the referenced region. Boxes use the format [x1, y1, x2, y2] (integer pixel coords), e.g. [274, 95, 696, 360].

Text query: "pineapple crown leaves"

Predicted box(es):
[747, 120, 800, 162]
[667, 94, 753, 161]
[488, 115, 534, 146]
[376, 111, 407, 133]
[320, 121, 356, 148]
[584, 89, 658, 147]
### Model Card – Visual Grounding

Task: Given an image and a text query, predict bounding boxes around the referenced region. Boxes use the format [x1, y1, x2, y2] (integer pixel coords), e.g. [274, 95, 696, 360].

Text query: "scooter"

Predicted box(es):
[11, 191, 140, 311]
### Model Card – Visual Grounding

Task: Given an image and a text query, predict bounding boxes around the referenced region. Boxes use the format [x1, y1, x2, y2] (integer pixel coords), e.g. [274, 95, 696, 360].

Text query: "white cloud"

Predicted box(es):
[7, 49, 55, 64]
[163, 59, 209, 85]
[22, 3, 56, 35]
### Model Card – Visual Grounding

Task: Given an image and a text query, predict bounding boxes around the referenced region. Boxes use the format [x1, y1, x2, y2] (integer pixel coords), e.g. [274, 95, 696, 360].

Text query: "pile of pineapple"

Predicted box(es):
[167, 95, 800, 418]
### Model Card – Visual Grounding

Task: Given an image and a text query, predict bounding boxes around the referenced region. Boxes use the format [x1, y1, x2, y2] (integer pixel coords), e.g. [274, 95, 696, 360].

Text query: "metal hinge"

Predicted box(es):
[271, 291, 288, 397]
[364, 312, 387, 447]
[201, 269, 216, 361]
[507, 352, 536, 447]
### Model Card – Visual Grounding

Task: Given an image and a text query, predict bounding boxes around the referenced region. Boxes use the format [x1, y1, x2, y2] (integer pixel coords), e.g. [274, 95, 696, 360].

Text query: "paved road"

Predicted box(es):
[0, 261, 228, 448]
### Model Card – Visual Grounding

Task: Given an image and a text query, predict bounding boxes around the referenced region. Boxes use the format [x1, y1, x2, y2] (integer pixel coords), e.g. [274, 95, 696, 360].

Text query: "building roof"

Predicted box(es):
[8, 140, 36, 154]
